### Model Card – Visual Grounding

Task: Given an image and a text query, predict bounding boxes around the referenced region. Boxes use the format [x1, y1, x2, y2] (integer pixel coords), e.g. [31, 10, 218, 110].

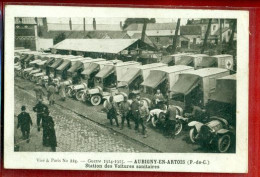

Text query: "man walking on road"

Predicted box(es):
[33, 99, 48, 132]
[131, 96, 140, 132]
[42, 109, 57, 151]
[59, 82, 66, 101]
[17, 106, 33, 143]
[34, 83, 45, 102]
[119, 96, 131, 130]
[47, 83, 56, 105]
[104, 96, 119, 127]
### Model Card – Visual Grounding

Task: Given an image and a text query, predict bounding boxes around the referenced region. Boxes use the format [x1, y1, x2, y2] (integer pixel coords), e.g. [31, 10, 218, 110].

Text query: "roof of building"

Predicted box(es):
[86, 31, 129, 39]
[52, 39, 155, 54]
[47, 23, 122, 31]
[125, 23, 177, 31]
[186, 19, 219, 25]
[130, 33, 155, 47]
[180, 25, 201, 35]
[15, 17, 37, 25]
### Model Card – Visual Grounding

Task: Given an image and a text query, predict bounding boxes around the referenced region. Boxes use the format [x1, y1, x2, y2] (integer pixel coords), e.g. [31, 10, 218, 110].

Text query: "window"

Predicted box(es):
[228, 31, 231, 36]
[213, 25, 216, 30]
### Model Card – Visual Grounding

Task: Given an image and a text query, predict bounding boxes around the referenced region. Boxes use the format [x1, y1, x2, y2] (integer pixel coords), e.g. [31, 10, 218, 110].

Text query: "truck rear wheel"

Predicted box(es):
[189, 128, 198, 143]
[90, 94, 102, 106]
[175, 120, 183, 135]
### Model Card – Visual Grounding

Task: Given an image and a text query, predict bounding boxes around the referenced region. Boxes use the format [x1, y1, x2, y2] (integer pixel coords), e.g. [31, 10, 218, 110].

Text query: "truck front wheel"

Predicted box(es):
[90, 94, 102, 106]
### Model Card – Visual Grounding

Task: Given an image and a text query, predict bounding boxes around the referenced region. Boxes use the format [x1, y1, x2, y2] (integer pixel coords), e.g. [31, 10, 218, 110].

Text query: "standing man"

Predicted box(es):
[17, 106, 33, 143]
[47, 83, 56, 105]
[43, 109, 57, 151]
[165, 105, 177, 138]
[59, 82, 66, 101]
[33, 99, 48, 132]
[119, 96, 131, 130]
[138, 101, 149, 138]
[131, 96, 140, 132]
[104, 96, 119, 127]
[34, 83, 45, 102]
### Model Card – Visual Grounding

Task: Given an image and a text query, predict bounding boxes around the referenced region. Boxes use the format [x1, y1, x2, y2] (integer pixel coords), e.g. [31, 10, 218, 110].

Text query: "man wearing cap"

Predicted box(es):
[33, 100, 48, 132]
[119, 96, 131, 130]
[165, 105, 178, 138]
[17, 106, 33, 143]
[47, 83, 56, 105]
[131, 96, 140, 132]
[104, 96, 119, 127]
[154, 89, 165, 109]
[33, 83, 45, 102]
[138, 101, 149, 138]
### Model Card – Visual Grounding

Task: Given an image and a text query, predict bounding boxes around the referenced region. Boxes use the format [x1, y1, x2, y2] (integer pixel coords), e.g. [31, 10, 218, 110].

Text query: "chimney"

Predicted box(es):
[93, 18, 96, 30]
[83, 18, 86, 32]
[69, 18, 72, 30]
[120, 21, 122, 30]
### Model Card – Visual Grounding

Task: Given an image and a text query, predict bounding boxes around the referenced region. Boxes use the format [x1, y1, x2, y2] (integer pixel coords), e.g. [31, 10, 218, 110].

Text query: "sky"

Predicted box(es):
[47, 17, 188, 26]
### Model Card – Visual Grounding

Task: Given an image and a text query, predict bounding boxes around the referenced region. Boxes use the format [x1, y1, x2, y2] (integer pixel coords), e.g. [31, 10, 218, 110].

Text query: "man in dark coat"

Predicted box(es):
[165, 105, 177, 138]
[131, 96, 140, 132]
[119, 96, 131, 130]
[43, 109, 57, 152]
[104, 96, 119, 127]
[33, 100, 48, 132]
[17, 106, 33, 143]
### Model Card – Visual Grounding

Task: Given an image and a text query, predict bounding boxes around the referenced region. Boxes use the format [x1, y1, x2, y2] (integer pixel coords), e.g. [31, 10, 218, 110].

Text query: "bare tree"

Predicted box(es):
[228, 19, 237, 50]
[172, 18, 181, 54]
[201, 19, 212, 54]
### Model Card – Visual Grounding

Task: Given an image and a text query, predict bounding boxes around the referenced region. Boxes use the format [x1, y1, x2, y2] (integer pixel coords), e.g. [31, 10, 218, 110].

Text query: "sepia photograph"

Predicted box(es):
[4, 5, 248, 173]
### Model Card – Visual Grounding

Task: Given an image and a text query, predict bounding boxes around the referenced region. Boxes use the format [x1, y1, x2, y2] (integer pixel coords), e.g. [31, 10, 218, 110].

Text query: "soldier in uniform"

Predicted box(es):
[47, 83, 56, 105]
[33, 99, 48, 132]
[17, 106, 33, 143]
[154, 89, 165, 109]
[138, 101, 149, 138]
[42, 109, 57, 151]
[33, 83, 45, 102]
[165, 105, 177, 138]
[131, 96, 140, 132]
[59, 82, 66, 101]
[104, 96, 119, 127]
[119, 96, 131, 130]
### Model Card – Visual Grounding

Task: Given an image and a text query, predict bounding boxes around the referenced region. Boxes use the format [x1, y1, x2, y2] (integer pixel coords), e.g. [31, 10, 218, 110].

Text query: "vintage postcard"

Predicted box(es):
[4, 5, 248, 173]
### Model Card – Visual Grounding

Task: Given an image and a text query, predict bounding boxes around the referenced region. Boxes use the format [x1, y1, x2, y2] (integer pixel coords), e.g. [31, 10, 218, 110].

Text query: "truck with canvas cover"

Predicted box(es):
[170, 68, 230, 113]
[175, 54, 208, 69]
[188, 74, 236, 153]
[31, 54, 62, 83]
[117, 63, 167, 99]
[141, 65, 194, 101]
[84, 61, 140, 106]
[160, 53, 193, 66]
[67, 58, 108, 99]
[196, 54, 234, 71]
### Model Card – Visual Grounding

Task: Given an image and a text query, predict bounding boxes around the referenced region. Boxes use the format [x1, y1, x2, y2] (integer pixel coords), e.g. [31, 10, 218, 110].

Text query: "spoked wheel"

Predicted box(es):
[23, 73, 30, 80]
[90, 94, 102, 106]
[174, 120, 183, 135]
[217, 134, 231, 153]
[76, 90, 84, 101]
[189, 128, 199, 143]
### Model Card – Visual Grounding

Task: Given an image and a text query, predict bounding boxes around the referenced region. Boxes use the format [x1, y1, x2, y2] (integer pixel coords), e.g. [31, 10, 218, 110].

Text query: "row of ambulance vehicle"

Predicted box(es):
[14, 48, 236, 153]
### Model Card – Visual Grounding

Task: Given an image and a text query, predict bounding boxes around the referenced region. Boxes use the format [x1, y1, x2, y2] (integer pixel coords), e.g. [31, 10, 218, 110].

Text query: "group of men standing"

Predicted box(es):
[17, 100, 57, 152]
[104, 95, 149, 138]
[104, 89, 179, 139]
